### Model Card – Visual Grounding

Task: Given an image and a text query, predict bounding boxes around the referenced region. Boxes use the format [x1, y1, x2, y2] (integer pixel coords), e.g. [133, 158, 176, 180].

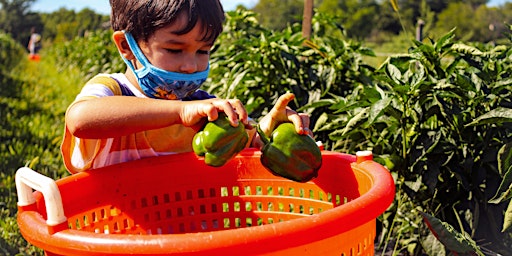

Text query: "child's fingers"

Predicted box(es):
[258, 93, 299, 135]
[298, 113, 311, 135]
[208, 99, 248, 127]
[270, 93, 295, 117]
[286, 110, 312, 135]
[286, 110, 304, 134]
[200, 102, 219, 122]
[264, 92, 296, 131]
[229, 99, 248, 126]
[274, 95, 312, 135]
[299, 113, 310, 128]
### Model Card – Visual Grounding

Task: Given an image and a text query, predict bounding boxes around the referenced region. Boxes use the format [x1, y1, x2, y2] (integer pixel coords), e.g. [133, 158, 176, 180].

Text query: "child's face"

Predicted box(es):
[136, 13, 213, 74]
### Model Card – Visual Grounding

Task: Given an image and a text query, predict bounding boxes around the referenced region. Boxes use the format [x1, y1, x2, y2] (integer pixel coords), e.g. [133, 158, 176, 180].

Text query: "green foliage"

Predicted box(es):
[317, 0, 379, 39]
[40, 8, 110, 42]
[1, 44, 81, 254]
[489, 143, 512, 232]
[421, 212, 484, 255]
[250, 0, 512, 45]
[412, 1, 512, 44]
[45, 30, 125, 81]
[0, 32, 26, 72]
[0, 0, 42, 44]
[251, 0, 304, 31]
[210, 10, 375, 147]
[313, 27, 512, 254]
[209, 10, 308, 116]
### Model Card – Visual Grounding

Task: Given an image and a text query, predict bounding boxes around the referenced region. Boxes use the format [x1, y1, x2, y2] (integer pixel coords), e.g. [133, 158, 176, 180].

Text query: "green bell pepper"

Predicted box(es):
[193, 113, 249, 167]
[257, 123, 322, 182]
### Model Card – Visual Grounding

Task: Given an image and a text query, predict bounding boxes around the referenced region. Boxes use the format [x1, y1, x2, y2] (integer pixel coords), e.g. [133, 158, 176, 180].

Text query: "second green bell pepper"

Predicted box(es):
[257, 123, 322, 182]
[193, 113, 249, 167]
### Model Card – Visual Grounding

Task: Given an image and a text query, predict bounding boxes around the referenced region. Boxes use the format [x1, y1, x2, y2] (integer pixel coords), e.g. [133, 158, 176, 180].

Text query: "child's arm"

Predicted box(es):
[66, 96, 248, 139]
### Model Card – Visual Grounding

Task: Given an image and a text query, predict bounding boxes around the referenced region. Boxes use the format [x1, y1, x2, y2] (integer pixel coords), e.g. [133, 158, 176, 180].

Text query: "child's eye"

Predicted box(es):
[166, 49, 181, 54]
[198, 50, 210, 55]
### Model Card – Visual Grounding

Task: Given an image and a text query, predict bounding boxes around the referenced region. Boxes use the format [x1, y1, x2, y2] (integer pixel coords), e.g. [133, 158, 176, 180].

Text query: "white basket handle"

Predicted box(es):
[15, 167, 67, 226]
[356, 150, 373, 163]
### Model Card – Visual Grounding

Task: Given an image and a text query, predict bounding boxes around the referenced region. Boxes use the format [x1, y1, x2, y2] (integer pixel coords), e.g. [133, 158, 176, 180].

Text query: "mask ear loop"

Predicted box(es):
[122, 31, 151, 76]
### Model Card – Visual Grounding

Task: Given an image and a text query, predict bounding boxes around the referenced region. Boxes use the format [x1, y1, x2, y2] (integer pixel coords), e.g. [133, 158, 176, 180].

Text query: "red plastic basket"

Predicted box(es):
[16, 149, 394, 255]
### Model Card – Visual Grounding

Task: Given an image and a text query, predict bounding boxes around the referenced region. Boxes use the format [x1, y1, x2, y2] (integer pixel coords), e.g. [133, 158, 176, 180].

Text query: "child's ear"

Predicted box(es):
[112, 31, 134, 60]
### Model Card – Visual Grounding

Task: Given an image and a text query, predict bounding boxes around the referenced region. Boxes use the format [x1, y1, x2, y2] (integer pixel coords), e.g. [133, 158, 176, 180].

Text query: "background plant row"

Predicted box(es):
[1, 10, 512, 255]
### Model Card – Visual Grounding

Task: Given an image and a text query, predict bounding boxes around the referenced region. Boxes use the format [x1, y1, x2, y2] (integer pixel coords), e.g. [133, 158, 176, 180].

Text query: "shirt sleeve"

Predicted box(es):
[73, 74, 121, 102]
[61, 75, 120, 173]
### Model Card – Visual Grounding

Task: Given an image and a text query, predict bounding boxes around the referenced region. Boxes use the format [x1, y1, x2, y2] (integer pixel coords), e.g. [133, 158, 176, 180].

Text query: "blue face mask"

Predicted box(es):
[121, 31, 210, 100]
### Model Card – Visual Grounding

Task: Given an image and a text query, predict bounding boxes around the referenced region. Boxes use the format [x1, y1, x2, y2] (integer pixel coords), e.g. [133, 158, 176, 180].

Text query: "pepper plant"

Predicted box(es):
[209, 9, 376, 134]
[312, 28, 512, 254]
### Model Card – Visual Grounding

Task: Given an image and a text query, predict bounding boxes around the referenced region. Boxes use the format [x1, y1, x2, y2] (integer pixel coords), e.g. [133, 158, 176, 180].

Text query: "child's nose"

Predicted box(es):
[179, 60, 198, 74]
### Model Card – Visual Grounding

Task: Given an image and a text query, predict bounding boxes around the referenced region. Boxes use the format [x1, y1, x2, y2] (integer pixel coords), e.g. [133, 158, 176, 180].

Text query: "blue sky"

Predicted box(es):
[30, 0, 512, 14]
[31, 0, 258, 14]
[31, 0, 510, 14]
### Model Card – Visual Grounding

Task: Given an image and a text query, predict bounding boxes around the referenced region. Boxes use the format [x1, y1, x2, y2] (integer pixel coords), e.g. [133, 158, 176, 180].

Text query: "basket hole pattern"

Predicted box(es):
[340, 231, 374, 255]
[68, 206, 134, 234]
[67, 184, 350, 235]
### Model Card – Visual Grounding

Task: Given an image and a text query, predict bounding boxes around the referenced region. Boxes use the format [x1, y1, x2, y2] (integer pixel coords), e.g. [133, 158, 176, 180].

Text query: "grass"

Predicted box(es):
[363, 32, 417, 68]
[0, 52, 82, 255]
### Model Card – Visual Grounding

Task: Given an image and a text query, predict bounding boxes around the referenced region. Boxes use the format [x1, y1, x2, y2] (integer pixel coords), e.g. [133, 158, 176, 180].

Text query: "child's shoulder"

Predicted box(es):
[86, 74, 123, 95]
[86, 73, 141, 97]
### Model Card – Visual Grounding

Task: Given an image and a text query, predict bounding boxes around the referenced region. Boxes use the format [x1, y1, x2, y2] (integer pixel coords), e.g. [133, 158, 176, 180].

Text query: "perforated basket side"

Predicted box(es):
[65, 179, 354, 236]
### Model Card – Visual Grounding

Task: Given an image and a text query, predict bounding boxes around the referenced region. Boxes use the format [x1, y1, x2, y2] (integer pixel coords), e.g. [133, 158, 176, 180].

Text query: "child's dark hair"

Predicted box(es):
[109, 0, 225, 43]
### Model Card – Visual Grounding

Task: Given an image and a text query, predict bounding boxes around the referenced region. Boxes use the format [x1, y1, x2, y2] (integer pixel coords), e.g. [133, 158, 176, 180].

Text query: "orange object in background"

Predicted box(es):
[28, 54, 41, 61]
[16, 149, 395, 256]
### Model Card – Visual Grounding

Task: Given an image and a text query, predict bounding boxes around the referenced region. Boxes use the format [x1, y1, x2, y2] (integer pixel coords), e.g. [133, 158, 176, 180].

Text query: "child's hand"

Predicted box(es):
[179, 98, 249, 129]
[254, 93, 311, 148]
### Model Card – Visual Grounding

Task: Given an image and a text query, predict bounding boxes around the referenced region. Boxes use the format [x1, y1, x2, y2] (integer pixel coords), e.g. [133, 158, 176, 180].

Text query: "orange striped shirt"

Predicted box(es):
[60, 74, 215, 173]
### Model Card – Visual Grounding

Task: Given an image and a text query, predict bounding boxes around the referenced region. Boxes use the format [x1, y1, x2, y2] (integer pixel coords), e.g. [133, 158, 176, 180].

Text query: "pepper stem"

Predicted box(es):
[256, 125, 270, 145]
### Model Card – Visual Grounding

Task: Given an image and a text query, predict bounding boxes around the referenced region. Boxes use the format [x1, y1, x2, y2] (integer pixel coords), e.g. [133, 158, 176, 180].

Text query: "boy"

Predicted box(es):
[61, 0, 311, 173]
[28, 27, 42, 59]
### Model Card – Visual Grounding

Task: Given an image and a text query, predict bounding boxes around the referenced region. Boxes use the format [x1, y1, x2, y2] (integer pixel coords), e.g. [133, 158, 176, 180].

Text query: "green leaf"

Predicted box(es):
[434, 28, 455, 52]
[300, 99, 336, 110]
[498, 142, 512, 176]
[503, 200, 512, 232]
[357, 47, 376, 57]
[368, 97, 391, 125]
[411, 131, 442, 171]
[421, 232, 446, 256]
[313, 112, 329, 132]
[451, 43, 483, 56]
[420, 212, 484, 256]
[341, 107, 369, 136]
[227, 70, 249, 97]
[466, 107, 512, 126]
[386, 63, 403, 85]
[409, 61, 425, 88]
[390, 0, 399, 12]
[404, 175, 422, 193]
[494, 78, 512, 89]
[488, 165, 512, 204]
